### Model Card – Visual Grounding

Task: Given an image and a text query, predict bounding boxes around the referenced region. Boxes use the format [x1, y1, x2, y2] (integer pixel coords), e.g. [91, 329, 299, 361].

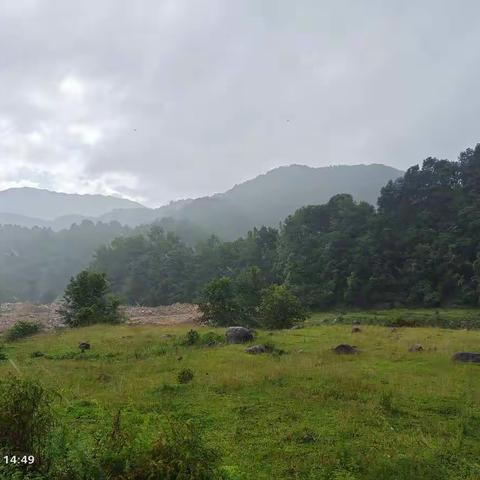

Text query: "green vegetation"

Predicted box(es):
[91, 144, 480, 310]
[1, 316, 480, 479]
[0, 376, 54, 465]
[4, 321, 42, 341]
[0, 376, 224, 479]
[60, 270, 122, 327]
[0, 217, 207, 304]
[308, 308, 480, 330]
[258, 284, 306, 329]
[2, 145, 480, 310]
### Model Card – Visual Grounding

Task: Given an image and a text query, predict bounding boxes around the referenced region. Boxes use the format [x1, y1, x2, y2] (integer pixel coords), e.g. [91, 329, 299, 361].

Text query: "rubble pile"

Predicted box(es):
[0, 302, 202, 332]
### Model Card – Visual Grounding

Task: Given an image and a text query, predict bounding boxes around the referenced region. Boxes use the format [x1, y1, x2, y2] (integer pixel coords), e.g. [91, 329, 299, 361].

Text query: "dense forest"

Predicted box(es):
[93, 145, 480, 308]
[1, 144, 479, 308]
[0, 218, 208, 303]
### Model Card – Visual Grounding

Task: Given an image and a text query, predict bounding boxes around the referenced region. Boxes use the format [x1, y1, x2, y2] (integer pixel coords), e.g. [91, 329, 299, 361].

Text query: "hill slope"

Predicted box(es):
[0, 187, 144, 220]
[0, 164, 402, 237]
[153, 163, 403, 239]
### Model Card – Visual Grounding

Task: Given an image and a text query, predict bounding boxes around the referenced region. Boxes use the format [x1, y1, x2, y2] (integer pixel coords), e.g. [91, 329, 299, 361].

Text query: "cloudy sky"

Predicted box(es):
[1, 0, 479, 206]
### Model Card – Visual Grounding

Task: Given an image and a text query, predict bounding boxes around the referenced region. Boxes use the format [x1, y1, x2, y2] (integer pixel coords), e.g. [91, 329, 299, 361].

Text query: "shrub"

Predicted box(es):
[233, 266, 265, 326]
[258, 284, 306, 329]
[133, 420, 225, 480]
[182, 329, 200, 346]
[0, 375, 54, 463]
[201, 332, 224, 346]
[5, 321, 41, 342]
[177, 368, 194, 384]
[0, 345, 6, 361]
[199, 277, 240, 326]
[56, 413, 225, 480]
[59, 270, 122, 327]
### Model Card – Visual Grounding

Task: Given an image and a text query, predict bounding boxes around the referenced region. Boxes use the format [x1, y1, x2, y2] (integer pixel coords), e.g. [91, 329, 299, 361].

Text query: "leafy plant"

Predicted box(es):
[5, 321, 41, 342]
[258, 284, 306, 329]
[201, 332, 224, 346]
[0, 375, 54, 464]
[177, 368, 194, 384]
[199, 277, 240, 326]
[59, 270, 122, 327]
[182, 329, 200, 346]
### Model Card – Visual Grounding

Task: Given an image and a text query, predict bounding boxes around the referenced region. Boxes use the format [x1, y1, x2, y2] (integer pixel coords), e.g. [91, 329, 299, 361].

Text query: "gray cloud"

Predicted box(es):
[1, 0, 480, 206]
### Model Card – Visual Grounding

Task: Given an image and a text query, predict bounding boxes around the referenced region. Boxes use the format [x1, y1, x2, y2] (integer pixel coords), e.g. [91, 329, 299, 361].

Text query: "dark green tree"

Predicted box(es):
[258, 284, 306, 329]
[60, 270, 122, 327]
[198, 277, 240, 326]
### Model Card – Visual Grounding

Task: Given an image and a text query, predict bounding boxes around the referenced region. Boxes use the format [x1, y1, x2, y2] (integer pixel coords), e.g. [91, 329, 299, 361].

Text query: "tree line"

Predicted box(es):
[92, 144, 480, 309]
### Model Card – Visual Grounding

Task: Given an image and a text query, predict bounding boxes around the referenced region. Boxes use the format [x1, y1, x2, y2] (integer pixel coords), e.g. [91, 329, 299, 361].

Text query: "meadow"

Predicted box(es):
[1, 309, 480, 479]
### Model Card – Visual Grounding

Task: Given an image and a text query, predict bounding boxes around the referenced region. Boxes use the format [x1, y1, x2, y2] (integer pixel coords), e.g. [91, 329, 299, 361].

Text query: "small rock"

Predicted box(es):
[290, 325, 304, 330]
[245, 345, 267, 354]
[452, 352, 480, 363]
[225, 326, 253, 344]
[408, 343, 423, 352]
[79, 342, 90, 352]
[351, 326, 361, 333]
[333, 344, 358, 355]
[30, 351, 44, 358]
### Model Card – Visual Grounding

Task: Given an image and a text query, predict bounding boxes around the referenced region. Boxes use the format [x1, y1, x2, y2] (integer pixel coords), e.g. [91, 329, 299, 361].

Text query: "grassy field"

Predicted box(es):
[1, 310, 480, 479]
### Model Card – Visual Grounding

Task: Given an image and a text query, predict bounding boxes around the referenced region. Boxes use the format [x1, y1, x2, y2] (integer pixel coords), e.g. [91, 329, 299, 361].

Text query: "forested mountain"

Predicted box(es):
[0, 164, 401, 238]
[0, 218, 208, 303]
[112, 163, 402, 239]
[1, 145, 478, 308]
[0, 187, 144, 220]
[93, 145, 480, 308]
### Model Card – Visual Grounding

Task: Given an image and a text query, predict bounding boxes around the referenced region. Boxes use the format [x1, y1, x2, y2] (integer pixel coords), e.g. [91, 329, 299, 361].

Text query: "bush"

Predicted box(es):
[177, 368, 194, 384]
[0, 345, 6, 361]
[182, 329, 200, 346]
[122, 420, 225, 480]
[199, 277, 240, 326]
[201, 332, 224, 346]
[4, 321, 41, 342]
[258, 284, 306, 329]
[59, 270, 122, 327]
[0, 375, 54, 463]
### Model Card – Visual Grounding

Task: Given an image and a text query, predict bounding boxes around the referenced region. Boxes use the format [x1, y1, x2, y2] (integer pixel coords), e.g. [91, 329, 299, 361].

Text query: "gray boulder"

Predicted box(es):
[452, 352, 480, 363]
[79, 342, 90, 352]
[225, 326, 253, 344]
[245, 345, 267, 354]
[333, 344, 358, 354]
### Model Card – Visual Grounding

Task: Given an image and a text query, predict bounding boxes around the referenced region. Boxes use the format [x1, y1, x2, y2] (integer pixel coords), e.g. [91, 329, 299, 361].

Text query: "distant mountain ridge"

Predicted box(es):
[0, 164, 403, 238]
[0, 187, 144, 220]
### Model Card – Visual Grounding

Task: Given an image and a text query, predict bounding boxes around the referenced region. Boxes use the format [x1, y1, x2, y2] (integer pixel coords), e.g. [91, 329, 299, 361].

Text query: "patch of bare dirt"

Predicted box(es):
[0, 302, 202, 333]
[121, 303, 202, 326]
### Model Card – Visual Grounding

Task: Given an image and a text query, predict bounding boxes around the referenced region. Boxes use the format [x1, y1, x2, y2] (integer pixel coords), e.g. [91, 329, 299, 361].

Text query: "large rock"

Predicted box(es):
[225, 326, 253, 344]
[333, 344, 358, 355]
[452, 352, 480, 363]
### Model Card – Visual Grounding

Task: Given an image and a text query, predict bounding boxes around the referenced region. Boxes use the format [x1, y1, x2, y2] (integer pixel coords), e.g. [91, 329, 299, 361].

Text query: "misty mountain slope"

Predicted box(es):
[147, 163, 402, 239]
[0, 187, 144, 220]
[214, 164, 403, 229]
[0, 164, 402, 237]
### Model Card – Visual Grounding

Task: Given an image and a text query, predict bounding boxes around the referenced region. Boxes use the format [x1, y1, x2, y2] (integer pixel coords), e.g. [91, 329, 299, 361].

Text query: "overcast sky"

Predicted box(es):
[1, 0, 479, 206]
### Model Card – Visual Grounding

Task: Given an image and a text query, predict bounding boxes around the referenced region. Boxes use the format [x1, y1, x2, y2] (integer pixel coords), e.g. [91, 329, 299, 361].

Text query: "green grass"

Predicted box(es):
[1, 311, 480, 479]
[308, 308, 480, 329]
